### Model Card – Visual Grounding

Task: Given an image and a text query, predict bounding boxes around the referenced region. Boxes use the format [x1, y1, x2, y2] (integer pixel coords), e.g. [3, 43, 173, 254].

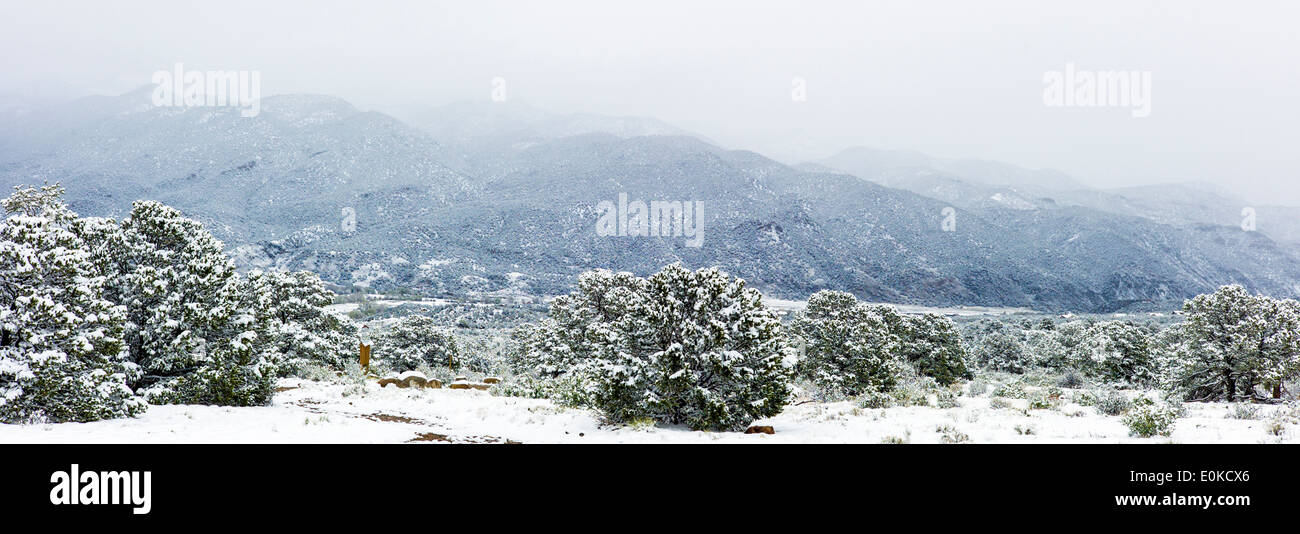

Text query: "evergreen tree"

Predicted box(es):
[790, 290, 906, 396]
[373, 314, 461, 372]
[0, 184, 144, 422]
[588, 264, 795, 431]
[241, 269, 358, 373]
[1080, 321, 1155, 386]
[1170, 285, 1300, 401]
[88, 201, 275, 405]
[897, 313, 972, 385]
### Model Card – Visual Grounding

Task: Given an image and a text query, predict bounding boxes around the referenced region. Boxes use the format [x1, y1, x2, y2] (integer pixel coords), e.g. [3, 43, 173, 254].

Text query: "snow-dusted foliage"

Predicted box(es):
[516, 265, 796, 431]
[965, 318, 1156, 386]
[241, 269, 358, 373]
[790, 291, 907, 396]
[1076, 320, 1156, 386]
[1164, 285, 1300, 401]
[373, 315, 461, 372]
[973, 328, 1031, 373]
[0, 184, 145, 423]
[87, 201, 276, 406]
[896, 313, 972, 386]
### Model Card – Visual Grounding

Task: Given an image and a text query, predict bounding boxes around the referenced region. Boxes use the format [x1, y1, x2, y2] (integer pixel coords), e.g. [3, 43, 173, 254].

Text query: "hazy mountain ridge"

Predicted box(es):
[4, 90, 1300, 312]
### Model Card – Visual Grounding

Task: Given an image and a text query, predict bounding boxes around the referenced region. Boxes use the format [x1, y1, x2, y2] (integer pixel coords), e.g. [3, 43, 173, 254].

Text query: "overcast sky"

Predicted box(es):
[2, 0, 1297, 204]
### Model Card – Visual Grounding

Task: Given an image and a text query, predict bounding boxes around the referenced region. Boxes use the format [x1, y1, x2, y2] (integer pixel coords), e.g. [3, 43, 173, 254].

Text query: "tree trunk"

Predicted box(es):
[1274, 383, 1283, 399]
[1225, 371, 1236, 402]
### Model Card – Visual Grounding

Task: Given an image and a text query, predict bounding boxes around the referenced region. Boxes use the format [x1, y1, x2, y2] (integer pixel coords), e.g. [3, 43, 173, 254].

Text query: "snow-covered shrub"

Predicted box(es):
[1091, 389, 1131, 416]
[1078, 321, 1156, 386]
[858, 389, 895, 409]
[991, 380, 1029, 399]
[0, 184, 145, 423]
[887, 369, 943, 407]
[790, 291, 907, 397]
[521, 265, 796, 431]
[988, 397, 1013, 410]
[1026, 391, 1056, 410]
[1225, 403, 1261, 420]
[936, 389, 960, 409]
[974, 331, 1031, 373]
[241, 269, 358, 374]
[145, 341, 277, 406]
[1164, 285, 1300, 401]
[1056, 369, 1086, 389]
[372, 315, 462, 372]
[1123, 398, 1178, 437]
[86, 200, 278, 406]
[967, 378, 989, 396]
[896, 313, 972, 386]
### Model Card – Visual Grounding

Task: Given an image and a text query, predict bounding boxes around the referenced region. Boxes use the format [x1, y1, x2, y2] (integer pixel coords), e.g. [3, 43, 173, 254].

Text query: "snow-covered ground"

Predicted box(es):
[763, 298, 1039, 317]
[1, 379, 1294, 444]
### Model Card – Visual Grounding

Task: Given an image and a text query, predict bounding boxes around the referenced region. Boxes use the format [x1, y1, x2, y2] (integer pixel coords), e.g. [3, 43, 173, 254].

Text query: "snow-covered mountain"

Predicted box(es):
[4, 90, 1300, 312]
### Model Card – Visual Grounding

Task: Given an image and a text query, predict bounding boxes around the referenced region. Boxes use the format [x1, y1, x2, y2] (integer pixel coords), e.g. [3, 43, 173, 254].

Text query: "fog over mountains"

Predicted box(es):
[3, 88, 1298, 312]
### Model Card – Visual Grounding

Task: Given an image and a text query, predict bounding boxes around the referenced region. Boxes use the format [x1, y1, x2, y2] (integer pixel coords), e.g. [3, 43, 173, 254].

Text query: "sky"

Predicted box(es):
[2, 0, 1297, 204]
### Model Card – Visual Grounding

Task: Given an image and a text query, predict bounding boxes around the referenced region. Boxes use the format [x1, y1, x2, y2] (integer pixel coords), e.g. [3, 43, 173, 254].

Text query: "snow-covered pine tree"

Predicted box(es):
[1078, 321, 1155, 386]
[896, 313, 972, 386]
[0, 184, 144, 423]
[581, 264, 795, 431]
[372, 314, 461, 372]
[1248, 296, 1300, 399]
[89, 200, 276, 405]
[974, 328, 1031, 373]
[1170, 285, 1300, 401]
[790, 290, 906, 397]
[512, 269, 648, 379]
[241, 269, 358, 373]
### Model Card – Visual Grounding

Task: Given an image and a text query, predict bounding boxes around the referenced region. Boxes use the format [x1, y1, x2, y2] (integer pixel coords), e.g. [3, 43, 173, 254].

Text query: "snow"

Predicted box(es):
[1, 378, 1293, 444]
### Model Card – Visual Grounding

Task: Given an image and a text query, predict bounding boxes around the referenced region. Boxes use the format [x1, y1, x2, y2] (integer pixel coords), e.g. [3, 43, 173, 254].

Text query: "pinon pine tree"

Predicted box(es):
[1079, 321, 1155, 386]
[241, 269, 358, 373]
[97, 201, 275, 405]
[0, 184, 145, 423]
[1171, 285, 1300, 401]
[372, 314, 461, 372]
[896, 313, 972, 386]
[578, 264, 796, 431]
[790, 290, 906, 397]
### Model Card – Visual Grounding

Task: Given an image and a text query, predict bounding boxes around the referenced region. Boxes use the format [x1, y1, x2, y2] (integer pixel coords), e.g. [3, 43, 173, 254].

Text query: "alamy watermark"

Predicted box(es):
[596, 193, 704, 247]
[50, 464, 151, 515]
[152, 62, 261, 117]
[1043, 62, 1151, 118]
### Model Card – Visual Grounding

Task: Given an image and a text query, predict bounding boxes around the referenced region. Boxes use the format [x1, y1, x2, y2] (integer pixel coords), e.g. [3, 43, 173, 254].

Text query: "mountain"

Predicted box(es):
[4, 90, 1300, 312]
[817, 147, 1300, 247]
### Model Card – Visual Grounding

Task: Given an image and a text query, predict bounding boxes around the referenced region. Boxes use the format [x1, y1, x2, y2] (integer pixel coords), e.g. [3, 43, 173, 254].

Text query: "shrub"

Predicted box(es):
[372, 315, 462, 372]
[1122, 398, 1178, 437]
[529, 265, 796, 431]
[1093, 390, 1132, 416]
[992, 381, 1029, 399]
[858, 389, 895, 409]
[1226, 403, 1261, 420]
[988, 397, 1013, 410]
[1027, 392, 1055, 410]
[790, 291, 907, 397]
[1056, 370, 1086, 389]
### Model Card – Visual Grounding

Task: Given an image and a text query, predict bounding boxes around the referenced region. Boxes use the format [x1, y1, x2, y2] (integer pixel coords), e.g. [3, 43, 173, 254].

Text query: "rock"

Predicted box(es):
[424, 379, 443, 389]
[449, 380, 490, 391]
[483, 377, 502, 384]
[745, 425, 774, 435]
[377, 378, 400, 388]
